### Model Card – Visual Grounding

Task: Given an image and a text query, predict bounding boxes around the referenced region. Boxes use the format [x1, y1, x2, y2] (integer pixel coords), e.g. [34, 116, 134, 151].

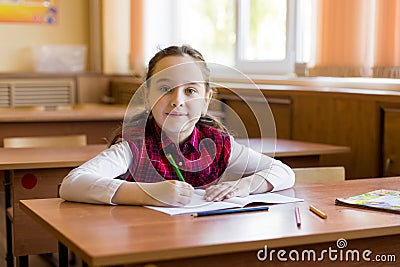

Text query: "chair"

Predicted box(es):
[3, 134, 87, 148]
[293, 166, 345, 184]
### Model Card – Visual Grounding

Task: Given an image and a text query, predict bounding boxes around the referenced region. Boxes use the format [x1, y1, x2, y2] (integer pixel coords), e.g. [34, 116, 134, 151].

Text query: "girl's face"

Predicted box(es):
[147, 55, 212, 143]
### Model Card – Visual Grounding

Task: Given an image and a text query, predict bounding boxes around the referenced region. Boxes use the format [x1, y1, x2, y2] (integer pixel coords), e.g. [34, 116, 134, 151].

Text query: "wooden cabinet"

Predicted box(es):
[216, 85, 400, 179]
[268, 97, 292, 139]
[291, 94, 381, 179]
[382, 108, 400, 176]
[219, 94, 291, 139]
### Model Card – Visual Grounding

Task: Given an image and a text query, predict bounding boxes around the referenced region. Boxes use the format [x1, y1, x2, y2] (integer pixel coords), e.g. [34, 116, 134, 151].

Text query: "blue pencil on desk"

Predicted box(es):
[192, 206, 269, 217]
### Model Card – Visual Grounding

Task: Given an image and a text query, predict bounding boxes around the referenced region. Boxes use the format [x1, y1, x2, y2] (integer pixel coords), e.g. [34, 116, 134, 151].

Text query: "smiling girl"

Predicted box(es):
[59, 45, 295, 206]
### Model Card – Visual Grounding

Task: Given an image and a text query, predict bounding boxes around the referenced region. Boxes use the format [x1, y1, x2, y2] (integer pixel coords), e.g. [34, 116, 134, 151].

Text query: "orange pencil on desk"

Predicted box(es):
[309, 205, 327, 219]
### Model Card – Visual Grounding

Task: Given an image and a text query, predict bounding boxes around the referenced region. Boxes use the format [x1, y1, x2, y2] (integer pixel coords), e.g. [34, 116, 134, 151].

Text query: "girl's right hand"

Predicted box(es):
[140, 180, 194, 207]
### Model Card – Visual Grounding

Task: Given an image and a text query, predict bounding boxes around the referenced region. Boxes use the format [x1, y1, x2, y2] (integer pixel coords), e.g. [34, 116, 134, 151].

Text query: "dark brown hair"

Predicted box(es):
[109, 45, 227, 146]
[146, 45, 210, 90]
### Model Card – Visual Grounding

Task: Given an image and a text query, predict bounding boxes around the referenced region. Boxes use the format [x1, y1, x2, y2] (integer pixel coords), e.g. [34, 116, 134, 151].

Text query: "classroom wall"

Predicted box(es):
[0, 0, 90, 72]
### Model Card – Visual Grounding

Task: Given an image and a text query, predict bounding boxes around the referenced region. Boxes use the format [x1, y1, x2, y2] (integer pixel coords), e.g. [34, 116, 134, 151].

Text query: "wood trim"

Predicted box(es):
[89, 0, 102, 72]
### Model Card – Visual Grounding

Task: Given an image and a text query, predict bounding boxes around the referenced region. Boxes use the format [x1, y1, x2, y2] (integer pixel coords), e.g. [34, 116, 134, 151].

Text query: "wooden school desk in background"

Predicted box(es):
[20, 177, 400, 267]
[236, 138, 350, 168]
[0, 144, 106, 267]
[0, 104, 126, 146]
[0, 105, 350, 162]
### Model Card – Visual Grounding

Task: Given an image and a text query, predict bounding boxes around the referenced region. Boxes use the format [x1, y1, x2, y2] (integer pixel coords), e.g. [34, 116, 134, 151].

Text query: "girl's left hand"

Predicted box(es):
[204, 179, 251, 202]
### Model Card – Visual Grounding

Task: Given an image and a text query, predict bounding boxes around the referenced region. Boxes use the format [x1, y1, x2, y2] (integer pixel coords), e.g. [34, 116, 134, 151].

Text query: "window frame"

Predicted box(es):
[143, 0, 298, 76]
[235, 0, 297, 75]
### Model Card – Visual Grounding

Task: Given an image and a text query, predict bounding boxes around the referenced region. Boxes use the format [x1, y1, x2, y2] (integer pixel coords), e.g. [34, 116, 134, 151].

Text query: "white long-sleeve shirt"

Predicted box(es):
[60, 137, 295, 204]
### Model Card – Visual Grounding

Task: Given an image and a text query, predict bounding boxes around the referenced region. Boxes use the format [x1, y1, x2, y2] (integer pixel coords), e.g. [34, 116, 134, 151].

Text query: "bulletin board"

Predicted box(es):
[0, 0, 58, 24]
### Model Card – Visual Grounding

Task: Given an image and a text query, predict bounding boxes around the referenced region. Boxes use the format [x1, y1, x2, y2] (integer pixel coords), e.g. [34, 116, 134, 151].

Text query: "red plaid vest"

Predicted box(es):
[121, 118, 231, 187]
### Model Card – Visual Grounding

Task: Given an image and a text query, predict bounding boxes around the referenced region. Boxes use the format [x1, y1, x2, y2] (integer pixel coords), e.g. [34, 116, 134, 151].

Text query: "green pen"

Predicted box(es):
[166, 154, 186, 182]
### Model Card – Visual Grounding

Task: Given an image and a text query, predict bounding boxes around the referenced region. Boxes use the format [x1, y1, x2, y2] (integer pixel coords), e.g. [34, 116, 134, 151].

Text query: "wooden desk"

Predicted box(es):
[0, 139, 348, 266]
[236, 138, 350, 167]
[20, 177, 400, 267]
[0, 104, 126, 146]
[0, 145, 106, 267]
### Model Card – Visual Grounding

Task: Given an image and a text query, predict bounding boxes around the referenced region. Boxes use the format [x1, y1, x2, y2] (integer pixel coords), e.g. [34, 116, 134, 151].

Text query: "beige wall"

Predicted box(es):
[0, 0, 90, 72]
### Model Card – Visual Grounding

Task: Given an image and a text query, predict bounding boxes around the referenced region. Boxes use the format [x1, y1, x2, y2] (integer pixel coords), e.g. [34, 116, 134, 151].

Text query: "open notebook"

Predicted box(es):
[145, 189, 304, 215]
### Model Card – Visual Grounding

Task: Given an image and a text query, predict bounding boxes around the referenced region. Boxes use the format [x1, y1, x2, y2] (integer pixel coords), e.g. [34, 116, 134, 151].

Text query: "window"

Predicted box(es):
[144, 0, 298, 75]
[236, 0, 296, 74]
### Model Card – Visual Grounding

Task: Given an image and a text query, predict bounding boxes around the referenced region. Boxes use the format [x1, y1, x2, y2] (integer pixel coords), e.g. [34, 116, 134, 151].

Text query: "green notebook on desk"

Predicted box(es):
[335, 189, 400, 214]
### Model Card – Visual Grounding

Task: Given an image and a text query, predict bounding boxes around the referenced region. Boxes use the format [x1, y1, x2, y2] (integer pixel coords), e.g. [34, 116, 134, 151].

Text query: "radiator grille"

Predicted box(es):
[0, 84, 10, 107]
[0, 79, 75, 107]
